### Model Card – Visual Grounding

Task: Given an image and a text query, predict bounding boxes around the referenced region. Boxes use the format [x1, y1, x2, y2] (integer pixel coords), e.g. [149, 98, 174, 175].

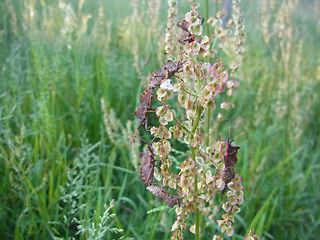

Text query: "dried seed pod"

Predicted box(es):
[140, 145, 157, 186]
[147, 185, 180, 208]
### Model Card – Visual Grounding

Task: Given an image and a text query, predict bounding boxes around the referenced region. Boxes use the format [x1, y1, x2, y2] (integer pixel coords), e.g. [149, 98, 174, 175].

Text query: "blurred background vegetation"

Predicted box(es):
[0, 0, 319, 239]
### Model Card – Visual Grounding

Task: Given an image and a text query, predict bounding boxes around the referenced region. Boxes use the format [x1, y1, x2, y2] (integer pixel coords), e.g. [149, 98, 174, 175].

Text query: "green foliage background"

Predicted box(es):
[0, 0, 319, 239]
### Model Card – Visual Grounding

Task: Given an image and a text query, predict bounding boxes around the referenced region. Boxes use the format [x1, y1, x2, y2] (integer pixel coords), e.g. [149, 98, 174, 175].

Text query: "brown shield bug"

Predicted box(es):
[139, 145, 160, 186]
[178, 30, 195, 45]
[132, 87, 155, 142]
[164, 60, 183, 79]
[149, 68, 166, 88]
[177, 17, 204, 45]
[219, 121, 247, 198]
[146, 185, 180, 208]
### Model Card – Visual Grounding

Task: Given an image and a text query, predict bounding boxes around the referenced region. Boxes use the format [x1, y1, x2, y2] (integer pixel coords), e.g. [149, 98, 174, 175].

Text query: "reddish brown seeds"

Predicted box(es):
[146, 185, 180, 208]
[139, 145, 157, 186]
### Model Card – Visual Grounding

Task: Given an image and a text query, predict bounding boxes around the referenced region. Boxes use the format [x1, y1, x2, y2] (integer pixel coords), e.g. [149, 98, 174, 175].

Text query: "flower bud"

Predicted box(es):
[202, 85, 212, 99]
[191, 41, 201, 54]
[185, 99, 193, 110]
[233, 175, 242, 184]
[184, 43, 192, 54]
[186, 110, 195, 120]
[164, 109, 174, 122]
[173, 127, 183, 138]
[228, 196, 238, 206]
[190, 23, 203, 36]
[159, 140, 171, 156]
[166, 90, 173, 99]
[199, 99, 209, 109]
[219, 71, 229, 82]
[184, 134, 191, 145]
[222, 202, 232, 212]
[156, 105, 166, 117]
[194, 68, 204, 79]
[226, 226, 234, 237]
[216, 178, 225, 190]
[160, 79, 173, 90]
[207, 100, 216, 110]
[217, 162, 225, 170]
[157, 88, 167, 99]
[168, 178, 177, 189]
[173, 83, 181, 92]
[213, 235, 223, 240]
[234, 183, 243, 191]
[159, 117, 168, 126]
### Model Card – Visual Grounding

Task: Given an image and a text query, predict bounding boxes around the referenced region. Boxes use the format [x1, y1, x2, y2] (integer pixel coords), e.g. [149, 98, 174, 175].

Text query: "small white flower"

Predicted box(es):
[160, 79, 173, 90]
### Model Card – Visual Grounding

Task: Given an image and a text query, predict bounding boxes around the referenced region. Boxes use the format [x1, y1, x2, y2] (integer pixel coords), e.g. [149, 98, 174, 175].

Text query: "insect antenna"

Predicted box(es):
[163, 48, 186, 58]
[225, 119, 248, 143]
[232, 131, 248, 142]
[226, 119, 231, 142]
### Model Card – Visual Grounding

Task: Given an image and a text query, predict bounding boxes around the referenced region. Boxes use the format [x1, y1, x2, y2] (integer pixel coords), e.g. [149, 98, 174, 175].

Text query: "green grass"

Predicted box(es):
[0, 0, 319, 239]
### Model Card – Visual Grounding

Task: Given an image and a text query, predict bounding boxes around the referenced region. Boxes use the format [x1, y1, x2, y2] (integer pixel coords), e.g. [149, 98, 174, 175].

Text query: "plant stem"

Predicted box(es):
[192, 103, 204, 240]
[192, 146, 200, 240]
[205, 109, 211, 146]
[183, 88, 199, 99]
[191, 106, 204, 134]
[173, 115, 192, 134]
[205, 0, 209, 36]
[205, 0, 211, 147]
